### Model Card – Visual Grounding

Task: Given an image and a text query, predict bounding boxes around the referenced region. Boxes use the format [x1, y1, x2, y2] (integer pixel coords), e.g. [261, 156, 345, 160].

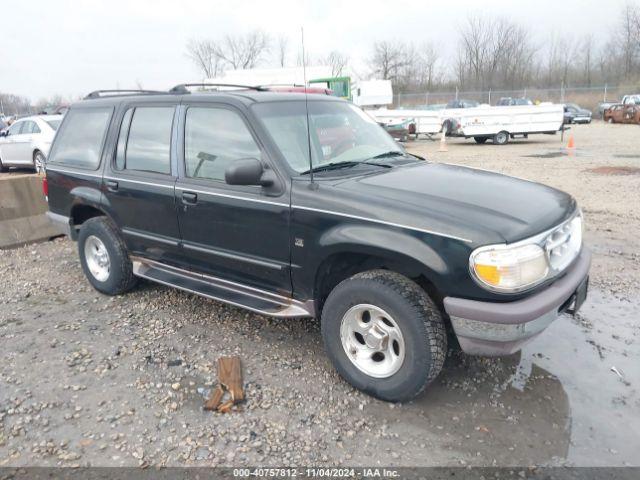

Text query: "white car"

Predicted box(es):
[0, 115, 63, 173]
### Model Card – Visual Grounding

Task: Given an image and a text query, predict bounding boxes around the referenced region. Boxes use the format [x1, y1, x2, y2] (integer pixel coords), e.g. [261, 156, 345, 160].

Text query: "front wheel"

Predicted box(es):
[321, 270, 447, 402]
[493, 130, 509, 145]
[78, 217, 138, 295]
[33, 151, 46, 174]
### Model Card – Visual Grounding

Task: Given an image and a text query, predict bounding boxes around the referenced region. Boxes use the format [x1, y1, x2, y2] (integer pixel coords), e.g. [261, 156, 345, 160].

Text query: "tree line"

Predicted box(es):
[186, 3, 640, 93]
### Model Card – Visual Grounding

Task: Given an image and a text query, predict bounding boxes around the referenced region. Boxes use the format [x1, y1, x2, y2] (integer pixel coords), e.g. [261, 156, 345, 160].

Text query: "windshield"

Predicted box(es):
[45, 119, 61, 130]
[252, 101, 402, 173]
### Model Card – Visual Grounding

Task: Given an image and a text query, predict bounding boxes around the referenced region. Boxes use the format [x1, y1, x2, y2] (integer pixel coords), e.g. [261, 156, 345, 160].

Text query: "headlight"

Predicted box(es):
[470, 211, 583, 293]
[470, 243, 549, 292]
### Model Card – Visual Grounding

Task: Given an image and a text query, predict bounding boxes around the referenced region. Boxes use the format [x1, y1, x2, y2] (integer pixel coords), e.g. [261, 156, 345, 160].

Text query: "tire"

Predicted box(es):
[78, 217, 138, 295]
[473, 136, 488, 144]
[33, 151, 46, 174]
[321, 270, 447, 402]
[493, 130, 509, 145]
[0, 158, 7, 173]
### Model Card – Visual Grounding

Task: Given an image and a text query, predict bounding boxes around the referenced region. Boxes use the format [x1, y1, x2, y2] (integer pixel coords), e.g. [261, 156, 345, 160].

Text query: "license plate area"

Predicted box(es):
[562, 276, 589, 315]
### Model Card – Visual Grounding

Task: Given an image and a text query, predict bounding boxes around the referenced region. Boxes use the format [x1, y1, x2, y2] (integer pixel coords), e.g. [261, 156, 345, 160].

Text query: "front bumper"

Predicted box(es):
[443, 247, 591, 356]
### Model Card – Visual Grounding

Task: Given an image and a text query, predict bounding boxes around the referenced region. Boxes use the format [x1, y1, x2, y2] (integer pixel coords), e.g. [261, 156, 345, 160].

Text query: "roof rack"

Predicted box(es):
[169, 83, 268, 94]
[84, 89, 166, 99]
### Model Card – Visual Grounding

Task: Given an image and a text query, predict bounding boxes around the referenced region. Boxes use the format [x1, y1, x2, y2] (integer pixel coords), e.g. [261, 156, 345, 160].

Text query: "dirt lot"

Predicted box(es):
[0, 121, 638, 468]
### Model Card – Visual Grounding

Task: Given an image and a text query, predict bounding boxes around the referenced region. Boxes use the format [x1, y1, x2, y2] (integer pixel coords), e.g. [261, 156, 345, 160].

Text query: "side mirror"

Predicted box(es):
[225, 158, 275, 187]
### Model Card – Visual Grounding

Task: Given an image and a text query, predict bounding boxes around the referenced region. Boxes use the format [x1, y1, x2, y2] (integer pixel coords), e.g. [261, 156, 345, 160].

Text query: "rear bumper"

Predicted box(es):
[443, 247, 591, 356]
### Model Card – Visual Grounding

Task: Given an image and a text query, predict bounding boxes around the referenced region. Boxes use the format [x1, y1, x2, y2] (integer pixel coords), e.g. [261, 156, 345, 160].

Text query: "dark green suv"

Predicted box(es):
[45, 86, 590, 401]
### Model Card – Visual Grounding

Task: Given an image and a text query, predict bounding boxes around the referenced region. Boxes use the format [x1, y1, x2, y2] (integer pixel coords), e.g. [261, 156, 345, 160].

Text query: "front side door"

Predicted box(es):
[102, 103, 183, 265]
[175, 103, 291, 294]
[1, 121, 27, 163]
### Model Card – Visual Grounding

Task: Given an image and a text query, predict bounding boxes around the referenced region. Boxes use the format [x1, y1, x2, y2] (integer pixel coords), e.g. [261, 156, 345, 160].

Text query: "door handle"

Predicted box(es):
[182, 191, 198, 204]
[106, 180, 119, 192]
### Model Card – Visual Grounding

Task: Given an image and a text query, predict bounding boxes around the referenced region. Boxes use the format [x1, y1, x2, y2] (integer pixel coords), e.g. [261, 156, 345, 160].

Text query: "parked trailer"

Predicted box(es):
[370, 103, 564, 144]
[371, 108, 441, 138]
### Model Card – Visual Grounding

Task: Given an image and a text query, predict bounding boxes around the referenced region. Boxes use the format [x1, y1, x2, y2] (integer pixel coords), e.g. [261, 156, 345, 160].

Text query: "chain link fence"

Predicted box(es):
[394, 84, 639, 116]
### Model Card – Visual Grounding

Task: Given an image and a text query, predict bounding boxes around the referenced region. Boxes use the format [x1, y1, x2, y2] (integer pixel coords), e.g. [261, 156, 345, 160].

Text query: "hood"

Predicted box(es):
[334, 162, 576, 244]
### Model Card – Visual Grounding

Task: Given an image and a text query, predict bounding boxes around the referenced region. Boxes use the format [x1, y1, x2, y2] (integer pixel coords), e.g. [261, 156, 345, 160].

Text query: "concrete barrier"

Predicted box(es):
[0, 174, 60, 249]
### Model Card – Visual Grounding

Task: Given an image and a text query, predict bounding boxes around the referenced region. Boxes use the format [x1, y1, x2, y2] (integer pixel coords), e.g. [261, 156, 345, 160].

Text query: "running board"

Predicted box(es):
[131, 257, 314, 318]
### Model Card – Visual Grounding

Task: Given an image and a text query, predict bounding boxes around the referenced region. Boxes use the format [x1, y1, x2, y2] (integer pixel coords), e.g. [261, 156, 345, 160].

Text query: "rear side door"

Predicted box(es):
[102, 103, 183, 265]
[15, 120, 39, 163]
[174, 102, 291, 294]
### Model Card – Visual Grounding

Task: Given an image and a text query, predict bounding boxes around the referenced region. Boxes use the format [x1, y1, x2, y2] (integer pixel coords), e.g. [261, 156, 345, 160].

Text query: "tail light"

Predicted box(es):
[42, 177, 49, 198]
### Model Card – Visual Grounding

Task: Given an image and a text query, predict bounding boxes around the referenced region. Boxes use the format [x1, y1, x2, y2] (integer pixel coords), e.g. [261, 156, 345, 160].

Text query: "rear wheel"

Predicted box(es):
[78, 217, 138, 295]
[321, 270, 446, 402]
[473, 136, 488, 144]
[493, 130, 509, 145]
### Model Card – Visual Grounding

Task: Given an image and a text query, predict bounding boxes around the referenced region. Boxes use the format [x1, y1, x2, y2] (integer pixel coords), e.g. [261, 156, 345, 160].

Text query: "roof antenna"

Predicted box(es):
[301, 27, 314, 185]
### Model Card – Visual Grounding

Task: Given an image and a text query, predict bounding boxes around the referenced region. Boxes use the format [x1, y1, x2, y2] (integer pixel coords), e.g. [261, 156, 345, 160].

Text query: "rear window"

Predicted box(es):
[48, 108, 112, 169]
[46, 119, 61, 130]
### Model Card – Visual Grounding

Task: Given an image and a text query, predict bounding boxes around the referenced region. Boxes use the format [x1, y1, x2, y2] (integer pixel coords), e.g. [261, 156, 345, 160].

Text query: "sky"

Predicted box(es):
[1, 0, 633, 101]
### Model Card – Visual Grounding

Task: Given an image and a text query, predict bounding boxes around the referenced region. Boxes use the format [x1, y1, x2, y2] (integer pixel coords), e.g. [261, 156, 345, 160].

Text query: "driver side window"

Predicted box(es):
[184, 107, 262, 182]
[8, 122, 23, 136]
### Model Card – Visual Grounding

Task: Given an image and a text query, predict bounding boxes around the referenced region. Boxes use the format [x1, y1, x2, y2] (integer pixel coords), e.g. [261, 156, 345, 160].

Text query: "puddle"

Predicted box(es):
[586, 166, 640, 175]
[523, 151, 566, 158]
[369, 288, 640, 466]
[522, 149, 591, 159]
[518, 289, 640, 466]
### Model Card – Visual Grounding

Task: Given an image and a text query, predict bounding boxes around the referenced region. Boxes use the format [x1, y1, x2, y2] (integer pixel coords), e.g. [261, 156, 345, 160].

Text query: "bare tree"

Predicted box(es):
[617, 2, 640, 78]
[276, 35, 289, 67]
[581, 34, 595, 87]
[325, 50, 349, 76]
[456, 15, 537, 90]
[415, 42, 440, 90]
[369, 40, 413, 81]
[186, 38, 223, 78]
[214, 30, 271, 70]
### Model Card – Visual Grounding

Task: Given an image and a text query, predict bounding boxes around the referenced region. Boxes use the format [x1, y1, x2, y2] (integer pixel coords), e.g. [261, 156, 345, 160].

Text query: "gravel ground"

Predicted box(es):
[0, 121, 638, 468]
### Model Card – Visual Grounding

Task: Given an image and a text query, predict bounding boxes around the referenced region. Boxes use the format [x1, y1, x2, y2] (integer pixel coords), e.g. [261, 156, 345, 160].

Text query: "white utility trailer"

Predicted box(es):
[370, 103, 564, 144]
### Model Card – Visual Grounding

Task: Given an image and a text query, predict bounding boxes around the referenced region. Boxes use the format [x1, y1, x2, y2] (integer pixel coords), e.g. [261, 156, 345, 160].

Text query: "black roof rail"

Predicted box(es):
[169, 83, 268, 94]
[257, 83, 306, 88]
[84, 89, 166, 100]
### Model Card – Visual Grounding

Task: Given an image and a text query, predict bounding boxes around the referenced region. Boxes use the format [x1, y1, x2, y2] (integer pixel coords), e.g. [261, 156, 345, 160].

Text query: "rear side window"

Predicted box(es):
[22, 121, 40, 134]
[115, 107, 173, 174]
[48, 108, 112, 169]
[184, 107, 261, 181]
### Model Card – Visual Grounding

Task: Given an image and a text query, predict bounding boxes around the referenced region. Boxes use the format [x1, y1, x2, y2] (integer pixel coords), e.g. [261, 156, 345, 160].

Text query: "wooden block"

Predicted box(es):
[203, 385, 224, 411]
[218, 356, 244, 403]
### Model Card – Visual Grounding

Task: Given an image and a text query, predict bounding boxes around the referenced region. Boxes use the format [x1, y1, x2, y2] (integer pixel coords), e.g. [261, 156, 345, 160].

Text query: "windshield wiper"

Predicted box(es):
[370, 150, 407, 160]
[302, 160, 390, 175]
[301, 161, 361, 175]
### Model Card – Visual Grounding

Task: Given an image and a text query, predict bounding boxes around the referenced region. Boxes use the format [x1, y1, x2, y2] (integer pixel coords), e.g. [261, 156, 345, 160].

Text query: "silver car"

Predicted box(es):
[0, 114, 63, 173]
